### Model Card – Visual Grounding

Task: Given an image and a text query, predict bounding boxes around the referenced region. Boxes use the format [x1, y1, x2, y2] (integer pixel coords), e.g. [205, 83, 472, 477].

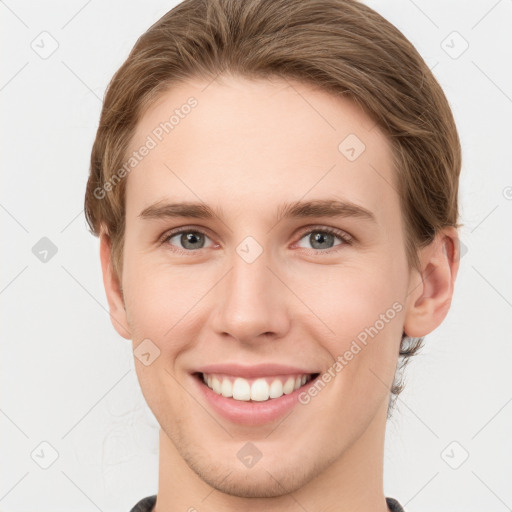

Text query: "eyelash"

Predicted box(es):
[158, 225, 353, 256]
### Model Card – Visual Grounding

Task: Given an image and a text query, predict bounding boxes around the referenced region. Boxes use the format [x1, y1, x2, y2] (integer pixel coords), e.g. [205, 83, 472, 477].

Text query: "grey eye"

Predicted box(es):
[297, 230, 343, 251]
[166, 231, 213, 250]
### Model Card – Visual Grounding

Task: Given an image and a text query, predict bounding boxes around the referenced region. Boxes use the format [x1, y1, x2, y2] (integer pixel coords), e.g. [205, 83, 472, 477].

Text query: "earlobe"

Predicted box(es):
[403, 227, 460, 338]
[99, 228, 131, 340]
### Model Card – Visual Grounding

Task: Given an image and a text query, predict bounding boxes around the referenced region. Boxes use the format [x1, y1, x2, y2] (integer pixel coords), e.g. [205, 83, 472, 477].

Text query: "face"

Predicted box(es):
[106, 76, 421, 497]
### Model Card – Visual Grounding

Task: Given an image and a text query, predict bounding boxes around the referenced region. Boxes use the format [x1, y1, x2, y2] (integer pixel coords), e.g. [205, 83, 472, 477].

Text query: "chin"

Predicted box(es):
[201, 467, 308, 499]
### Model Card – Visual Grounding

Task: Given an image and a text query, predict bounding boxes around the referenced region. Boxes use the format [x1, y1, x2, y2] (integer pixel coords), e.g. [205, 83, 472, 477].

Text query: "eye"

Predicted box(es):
[158, 225, 353, 255]
[160, 228, 215, 253]
[295, 226, 352, 252]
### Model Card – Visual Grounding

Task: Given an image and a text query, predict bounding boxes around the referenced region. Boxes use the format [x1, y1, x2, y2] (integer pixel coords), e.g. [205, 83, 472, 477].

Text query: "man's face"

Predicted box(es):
[116, 76, 412, 496]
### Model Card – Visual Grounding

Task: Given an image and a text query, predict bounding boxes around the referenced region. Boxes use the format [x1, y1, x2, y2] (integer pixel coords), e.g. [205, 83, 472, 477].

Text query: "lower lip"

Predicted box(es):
[191, 374, 318, 426]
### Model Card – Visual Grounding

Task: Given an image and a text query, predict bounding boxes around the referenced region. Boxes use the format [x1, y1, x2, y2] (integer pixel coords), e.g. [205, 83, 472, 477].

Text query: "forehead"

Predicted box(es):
[124, 75, 398, 225]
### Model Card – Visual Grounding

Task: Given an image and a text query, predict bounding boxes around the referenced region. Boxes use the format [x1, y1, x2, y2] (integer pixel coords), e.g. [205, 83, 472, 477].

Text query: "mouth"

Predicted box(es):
[192, 371, 321, 402]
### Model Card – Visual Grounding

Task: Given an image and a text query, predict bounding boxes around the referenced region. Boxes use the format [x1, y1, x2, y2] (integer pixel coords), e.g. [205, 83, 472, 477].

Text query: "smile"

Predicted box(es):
[199, 372, 318, 402]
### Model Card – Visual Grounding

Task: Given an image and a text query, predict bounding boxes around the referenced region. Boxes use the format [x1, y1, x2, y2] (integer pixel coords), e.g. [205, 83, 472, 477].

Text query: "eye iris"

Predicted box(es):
[181, 232, 204, 250]
[173, 230, 340, 251]
[310, 231, 334, 250]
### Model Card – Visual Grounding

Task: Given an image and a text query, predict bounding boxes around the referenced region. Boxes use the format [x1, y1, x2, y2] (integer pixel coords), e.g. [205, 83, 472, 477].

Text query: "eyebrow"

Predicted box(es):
[138, 198, 376, 223]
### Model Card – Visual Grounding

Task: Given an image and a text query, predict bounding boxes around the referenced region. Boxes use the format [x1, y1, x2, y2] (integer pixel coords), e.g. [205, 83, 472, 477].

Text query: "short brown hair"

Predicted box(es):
[84, 0, 462, 413]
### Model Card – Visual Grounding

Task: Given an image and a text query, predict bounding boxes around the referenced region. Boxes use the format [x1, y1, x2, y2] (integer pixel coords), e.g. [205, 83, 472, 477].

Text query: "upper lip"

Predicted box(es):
[194, 363, 319, 379]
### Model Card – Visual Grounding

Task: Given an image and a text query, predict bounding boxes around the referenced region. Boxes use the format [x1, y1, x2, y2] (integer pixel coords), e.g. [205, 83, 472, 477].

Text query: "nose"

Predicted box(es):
[211, 245, 291, 344]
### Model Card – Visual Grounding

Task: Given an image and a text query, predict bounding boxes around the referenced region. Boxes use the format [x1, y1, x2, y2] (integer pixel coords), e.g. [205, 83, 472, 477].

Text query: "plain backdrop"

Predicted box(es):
[1, 1, 511, 511]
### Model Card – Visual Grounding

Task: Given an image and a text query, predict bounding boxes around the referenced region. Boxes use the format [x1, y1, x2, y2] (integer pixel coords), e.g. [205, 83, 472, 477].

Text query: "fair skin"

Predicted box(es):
[99, 75, 459, 512]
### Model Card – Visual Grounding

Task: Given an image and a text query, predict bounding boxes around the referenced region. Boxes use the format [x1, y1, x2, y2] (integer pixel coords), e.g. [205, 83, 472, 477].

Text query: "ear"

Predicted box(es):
[99, 227, 131, 340]
[403, 226, 460, 338]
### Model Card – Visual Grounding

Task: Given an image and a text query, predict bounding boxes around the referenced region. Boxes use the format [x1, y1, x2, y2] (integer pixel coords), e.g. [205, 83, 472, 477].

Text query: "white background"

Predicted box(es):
[1, 1, 511, 511]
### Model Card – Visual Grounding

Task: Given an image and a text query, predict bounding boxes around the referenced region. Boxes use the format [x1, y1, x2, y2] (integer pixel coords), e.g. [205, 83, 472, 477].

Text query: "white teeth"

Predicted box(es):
[201, 373, 313, 402]
[251, 378, 269, 401]
[283, 377, 295, 394]
[220, 378, 233, 397]
[212, 377, 221, 394]
[232, 378, 251, 400]
[269, 379, 283, 398]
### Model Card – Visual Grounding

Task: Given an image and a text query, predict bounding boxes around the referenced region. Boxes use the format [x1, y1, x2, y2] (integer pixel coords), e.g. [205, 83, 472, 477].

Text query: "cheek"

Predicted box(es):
[292, 259, 405, 382]
[286, 255, 403, 328]
[122, 253, 210, 350]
